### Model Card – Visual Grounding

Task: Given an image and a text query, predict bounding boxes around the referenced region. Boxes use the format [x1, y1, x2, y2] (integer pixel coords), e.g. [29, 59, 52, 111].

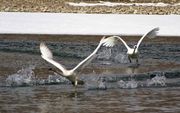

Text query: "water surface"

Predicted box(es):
[0, 35, 180, 113]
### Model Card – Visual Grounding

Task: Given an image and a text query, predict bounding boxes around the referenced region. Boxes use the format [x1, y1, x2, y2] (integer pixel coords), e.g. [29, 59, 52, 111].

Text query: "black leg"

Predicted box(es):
[128, 56, 132, 63]
[136, 57, 139, 63]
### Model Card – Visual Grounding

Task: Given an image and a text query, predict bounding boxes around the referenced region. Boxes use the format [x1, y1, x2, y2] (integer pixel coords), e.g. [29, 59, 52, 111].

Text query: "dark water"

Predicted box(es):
[0, 86, 180, 113]
[0, 35, 180, 113]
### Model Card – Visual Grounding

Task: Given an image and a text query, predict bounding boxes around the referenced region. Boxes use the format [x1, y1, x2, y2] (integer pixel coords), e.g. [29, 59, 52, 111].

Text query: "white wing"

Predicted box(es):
[103, 36, 131, 50]
[71, 37, 105, 72]
[40, 42, 67, 74]
[102, 36, 118, 47]
[146, 27, 159, 39]
[79, 54, 97, 71]
[40, 42, 53, 59]
[136, 27, 159, 49]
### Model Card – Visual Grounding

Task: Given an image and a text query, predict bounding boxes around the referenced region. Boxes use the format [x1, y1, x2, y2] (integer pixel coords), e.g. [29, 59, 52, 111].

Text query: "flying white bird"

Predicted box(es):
[103, 27, 159, 63]
[40, 37, 107, 86]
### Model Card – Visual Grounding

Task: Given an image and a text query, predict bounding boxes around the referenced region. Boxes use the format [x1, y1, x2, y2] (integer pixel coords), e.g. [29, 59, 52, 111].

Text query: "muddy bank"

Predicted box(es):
[1, 34, 180, 43]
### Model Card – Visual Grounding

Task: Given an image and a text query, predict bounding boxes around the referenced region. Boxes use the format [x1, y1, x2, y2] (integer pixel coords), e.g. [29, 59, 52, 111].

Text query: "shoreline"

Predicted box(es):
[1, 34, 180, 43]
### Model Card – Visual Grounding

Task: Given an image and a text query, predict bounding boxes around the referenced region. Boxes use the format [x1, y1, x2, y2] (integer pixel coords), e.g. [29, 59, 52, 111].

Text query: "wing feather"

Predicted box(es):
[102, 36, 117, 47]
[103, 36, 131, 50]
[136, 27, 159, 49]
[72, 37, 104, 72]
[40, 42, 67, 73]
[40, 42, 53, 59]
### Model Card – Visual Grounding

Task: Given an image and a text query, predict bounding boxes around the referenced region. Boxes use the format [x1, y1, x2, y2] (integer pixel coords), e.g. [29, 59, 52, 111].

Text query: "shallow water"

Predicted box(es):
[0, 86, 180, 113]
[0, 35, 180, 113]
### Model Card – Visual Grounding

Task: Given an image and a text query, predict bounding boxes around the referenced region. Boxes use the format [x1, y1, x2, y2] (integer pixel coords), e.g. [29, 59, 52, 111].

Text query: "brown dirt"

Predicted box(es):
[0, 0, 180, 14]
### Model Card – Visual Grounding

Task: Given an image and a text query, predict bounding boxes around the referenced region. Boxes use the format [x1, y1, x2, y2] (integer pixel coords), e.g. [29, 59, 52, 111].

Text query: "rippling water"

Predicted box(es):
[0, 35, 180, 113]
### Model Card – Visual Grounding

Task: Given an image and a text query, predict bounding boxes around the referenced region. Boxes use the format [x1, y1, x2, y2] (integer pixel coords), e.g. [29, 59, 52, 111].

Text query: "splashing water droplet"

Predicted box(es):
[126, 79, 138, 88]
[97, 77, 107, 90]
[117, 79, 138, 89]
[147, 73, 166, 87]
[85, 76, 107, 90]
[117, 80, 126, 88]
[47, 72, 71, 84]
[6, 65, 36, 87]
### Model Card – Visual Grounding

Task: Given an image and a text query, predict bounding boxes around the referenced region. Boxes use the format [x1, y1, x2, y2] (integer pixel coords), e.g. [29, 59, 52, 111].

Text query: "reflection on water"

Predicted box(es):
[0, 35, 180, 113]
[0, 86, 180, 113]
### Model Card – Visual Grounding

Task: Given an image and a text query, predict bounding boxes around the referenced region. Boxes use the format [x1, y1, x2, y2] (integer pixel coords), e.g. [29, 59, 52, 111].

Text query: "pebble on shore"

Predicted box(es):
[0, 0, 180, 14]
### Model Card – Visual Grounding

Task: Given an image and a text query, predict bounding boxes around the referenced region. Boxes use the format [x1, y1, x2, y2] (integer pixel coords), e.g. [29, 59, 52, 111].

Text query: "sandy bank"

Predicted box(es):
[0, 0, 180, 14]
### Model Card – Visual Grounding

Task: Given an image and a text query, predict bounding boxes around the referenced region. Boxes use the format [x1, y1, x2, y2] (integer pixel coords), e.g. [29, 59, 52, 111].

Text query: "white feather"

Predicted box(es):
[102, 36, 117, 47]
[146, 27, 159, 39]
[40, 36, 106, 79]
[101, 27, 160, 63]
[136, 27, 159, 49]
[40, 42, 53, 59]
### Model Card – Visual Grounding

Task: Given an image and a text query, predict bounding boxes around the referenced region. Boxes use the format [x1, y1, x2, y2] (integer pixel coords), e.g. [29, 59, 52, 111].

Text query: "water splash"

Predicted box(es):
[3, 65, 178, 89]
[48, 73, 70, 84]
[6, 65, 36, 86]
[97, 77, 107, 90]
[36, 72, 72, 85]
[85, 76, 107, 90]
[147, 73, 166, 87]
[117, 79, 138, 89]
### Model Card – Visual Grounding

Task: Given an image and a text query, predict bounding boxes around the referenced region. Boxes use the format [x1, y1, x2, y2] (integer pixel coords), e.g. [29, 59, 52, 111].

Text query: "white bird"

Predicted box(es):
[103, 27, 159, 63]
[40, 37, 107, 86]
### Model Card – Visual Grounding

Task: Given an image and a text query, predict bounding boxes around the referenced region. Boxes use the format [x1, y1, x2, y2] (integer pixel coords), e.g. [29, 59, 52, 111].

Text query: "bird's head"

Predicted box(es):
[133, 45, 137, 49]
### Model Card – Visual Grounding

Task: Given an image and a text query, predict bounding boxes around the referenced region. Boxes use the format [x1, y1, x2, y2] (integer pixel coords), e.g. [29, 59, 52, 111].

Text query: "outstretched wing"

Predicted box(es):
[103, 36, 131, 50]
[136, 27, 159, 49]
[102, 36, 118, 47]
[71, 37, 105, 72]
[76, 54, 98, 75]
[40, 42, 53, 59]
[40, 42, 67, 74]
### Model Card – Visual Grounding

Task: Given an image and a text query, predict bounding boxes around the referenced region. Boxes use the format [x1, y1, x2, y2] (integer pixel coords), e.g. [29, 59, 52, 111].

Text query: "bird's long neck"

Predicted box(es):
[133, 46, 137, 54]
